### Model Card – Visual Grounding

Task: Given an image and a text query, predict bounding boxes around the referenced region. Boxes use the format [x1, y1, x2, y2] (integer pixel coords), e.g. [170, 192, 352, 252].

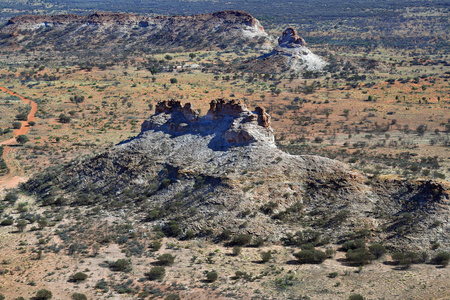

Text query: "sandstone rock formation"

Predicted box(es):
[242, 27, 327, 73]
[278, 27, 306, 47]
[23, 99, 449, 253]
[143, 99, 273, 145]
[0, 10, 269, 54]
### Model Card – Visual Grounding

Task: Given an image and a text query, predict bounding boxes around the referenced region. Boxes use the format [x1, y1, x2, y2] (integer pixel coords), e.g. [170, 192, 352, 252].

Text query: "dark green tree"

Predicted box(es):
[16, 135, 29, 145]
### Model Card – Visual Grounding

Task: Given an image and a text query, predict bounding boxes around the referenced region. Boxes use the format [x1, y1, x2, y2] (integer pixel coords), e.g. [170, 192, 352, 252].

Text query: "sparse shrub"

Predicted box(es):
[206, 270, 218, 282]
[151, 240, 162, 251]
[145, 266, 165, 280]
[431, 252, 450, 267]
[252, 236, 264, 247]
[328, 272, 338, 278]
[392, 251, 420, 268]
[260, 251, 272, 263]
[4, 193, 18, 203]
[325, 248, 336, 258]
[349, 294, 364, 300]
[232, 246, 242, 256]
[301, 243, 315, 250]
[184, 230, 195, 240]
[70, 272, 88, 282]
[109, 258, 132, 272]
[342, 239, 365, 251]
[260, 201, 278, 214]
[346, 248, 374, 266]
[58, 114, 71, 123]
[163, 221, 181, 237]
[95, 279, 109, 292]
[35, 289, 52, 300]
[369, 243, 386, 259]
[1, 219, 14, 226]
[218, 229, 232, 241]
[156, 253, 175, 266]
[165, 294, 180, 300]
[71, 293, 87, 300]
[0, 293, 4, 300]
[294, 249, 327, 264]
[231, 233, 252, 246]
[16, 135, 29, 145]
[16, 219, 27, 232]
[16, 113, 28, 121]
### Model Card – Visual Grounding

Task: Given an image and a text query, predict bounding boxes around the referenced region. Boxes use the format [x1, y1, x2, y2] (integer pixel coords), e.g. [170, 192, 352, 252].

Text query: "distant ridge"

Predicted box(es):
[0, 10, 269, 54]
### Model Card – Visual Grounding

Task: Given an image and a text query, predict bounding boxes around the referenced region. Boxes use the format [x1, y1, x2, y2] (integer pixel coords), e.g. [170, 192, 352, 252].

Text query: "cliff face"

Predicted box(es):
[0, 10, 268, 53]
[22, 99, 449, 252]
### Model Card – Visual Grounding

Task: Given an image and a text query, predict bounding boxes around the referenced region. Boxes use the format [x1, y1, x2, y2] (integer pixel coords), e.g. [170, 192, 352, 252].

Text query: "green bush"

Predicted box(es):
[35, 289, 52, 299]
[260, 251, 272, 263]
[325, 248, 336, 258]
[252, 236, 265, 247]
[151, 240, 162, 251]
[165, 294, 180, 300]
[342, 239, 365, 251]
[70, 272, 88, 282]
[392, 251, 421, 267]
[328, 272, 338, 278]
[206, 270, 218, 282]
[156, 253, 175, 266]
[431, 252, 450, 267]
[71, 293, 87, 300]
[1, 219, 14, 226]
[163, 221, 181, 237]
[232, 246, 242, 256]
[4, 193, 18, 203]
[109, 259, 132, 272]
[231, 233, 252, 246]
[184, 230, 195, 240]
[369, 243, 386, 259]
[0, 293, 4, 300]
[218, 229, 232, 241]
[294, 249, 327, 264]
[145, 266, 165, 281]
[349, 294, 364, 300]
[16, 219, 27, 232]
[346, 248, 374, 266]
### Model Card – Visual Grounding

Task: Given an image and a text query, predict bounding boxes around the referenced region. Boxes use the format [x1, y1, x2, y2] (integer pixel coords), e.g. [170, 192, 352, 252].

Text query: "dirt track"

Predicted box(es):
[0, 86, 38, 190]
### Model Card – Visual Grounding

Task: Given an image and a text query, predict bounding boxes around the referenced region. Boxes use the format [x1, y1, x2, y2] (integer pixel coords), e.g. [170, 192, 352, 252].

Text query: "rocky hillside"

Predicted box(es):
[242, 27, 328, 73]
[0, 10, 269, 53]
[22, 99, 449, 253]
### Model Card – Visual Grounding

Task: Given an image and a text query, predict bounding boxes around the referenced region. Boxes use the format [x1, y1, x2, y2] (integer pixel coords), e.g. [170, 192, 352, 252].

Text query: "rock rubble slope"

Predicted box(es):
[23, 100, 449, 251]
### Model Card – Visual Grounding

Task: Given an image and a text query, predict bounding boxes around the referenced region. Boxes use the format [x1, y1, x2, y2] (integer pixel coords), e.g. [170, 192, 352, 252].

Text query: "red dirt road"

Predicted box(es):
[0, 86, 38, 190]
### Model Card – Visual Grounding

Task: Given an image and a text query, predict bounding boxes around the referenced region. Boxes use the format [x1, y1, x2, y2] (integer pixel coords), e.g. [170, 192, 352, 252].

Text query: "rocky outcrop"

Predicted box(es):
[0, 10, 269, 54]
[22, 97, 449, 253]
[143, 99, 273, 145]
[278, 27, 306, 47]
[242, 27, 327, 73]
[155, 100, 199, 123]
